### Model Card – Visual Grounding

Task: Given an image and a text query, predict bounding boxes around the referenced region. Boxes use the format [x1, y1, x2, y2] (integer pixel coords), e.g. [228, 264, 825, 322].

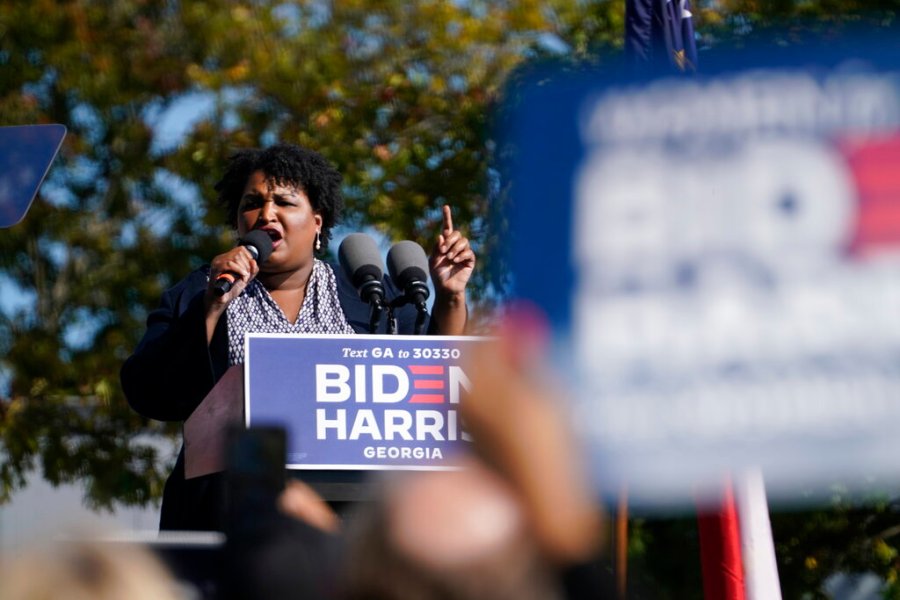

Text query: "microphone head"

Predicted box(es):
[240, 229, 274, 264]
[339, 233, 385, 288]
[387, 241, 430, 298]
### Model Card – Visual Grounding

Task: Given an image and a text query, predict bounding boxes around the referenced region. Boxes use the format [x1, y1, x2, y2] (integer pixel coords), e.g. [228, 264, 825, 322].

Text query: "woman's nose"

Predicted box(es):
[258, 199, 277, 222]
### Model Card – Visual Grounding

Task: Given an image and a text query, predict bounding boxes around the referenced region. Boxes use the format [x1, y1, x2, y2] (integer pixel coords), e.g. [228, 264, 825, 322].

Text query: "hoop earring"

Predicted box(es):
[315, 231, 322, 252]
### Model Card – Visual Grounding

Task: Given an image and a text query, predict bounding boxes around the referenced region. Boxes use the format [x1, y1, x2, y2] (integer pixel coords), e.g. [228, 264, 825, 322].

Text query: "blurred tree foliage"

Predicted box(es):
[1, 0, 899, 596]
[770, 490, 900, 599]
[0, 0, 630, 511]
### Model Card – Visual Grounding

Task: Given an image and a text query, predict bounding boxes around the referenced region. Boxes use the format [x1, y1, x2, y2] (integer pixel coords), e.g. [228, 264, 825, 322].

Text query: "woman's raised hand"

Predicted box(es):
[429, 204, 476, 298]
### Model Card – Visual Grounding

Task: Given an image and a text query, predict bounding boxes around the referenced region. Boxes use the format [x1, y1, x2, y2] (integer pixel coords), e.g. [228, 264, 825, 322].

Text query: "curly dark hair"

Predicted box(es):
[215, 143, 343, 253]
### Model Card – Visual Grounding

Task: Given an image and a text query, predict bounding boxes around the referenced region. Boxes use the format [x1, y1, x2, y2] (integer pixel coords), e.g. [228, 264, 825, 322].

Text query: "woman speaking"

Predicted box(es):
[121, 143, 475, 531]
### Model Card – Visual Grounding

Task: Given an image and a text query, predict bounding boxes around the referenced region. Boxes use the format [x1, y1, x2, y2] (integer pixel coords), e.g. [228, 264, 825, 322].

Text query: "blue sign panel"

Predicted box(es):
[500, 36, 900, 505]
[245, 334, 488, 470]
[0, 125, 66, 228]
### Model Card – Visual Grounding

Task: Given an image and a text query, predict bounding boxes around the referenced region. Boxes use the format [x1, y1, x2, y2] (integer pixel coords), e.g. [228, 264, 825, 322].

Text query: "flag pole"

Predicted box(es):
[697, 478, 746, 600]
[735, 469, 782, 600]
[616, 486, 629, 599]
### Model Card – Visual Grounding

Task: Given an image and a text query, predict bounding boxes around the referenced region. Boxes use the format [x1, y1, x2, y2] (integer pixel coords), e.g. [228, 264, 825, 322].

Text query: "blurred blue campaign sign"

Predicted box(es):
[0, 124, 66, 228]
[500, 35, 900, 506]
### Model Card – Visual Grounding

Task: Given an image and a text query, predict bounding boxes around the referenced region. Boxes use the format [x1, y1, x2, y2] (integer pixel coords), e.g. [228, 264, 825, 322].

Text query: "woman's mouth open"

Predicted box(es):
[260, 228, 283, 249]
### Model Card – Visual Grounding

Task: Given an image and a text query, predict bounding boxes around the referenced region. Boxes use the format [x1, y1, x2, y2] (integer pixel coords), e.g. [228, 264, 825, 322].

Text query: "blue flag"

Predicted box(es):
[625, 0, 698, 73]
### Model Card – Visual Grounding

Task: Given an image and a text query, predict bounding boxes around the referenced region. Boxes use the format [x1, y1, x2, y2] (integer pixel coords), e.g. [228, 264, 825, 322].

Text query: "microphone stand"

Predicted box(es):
[413, 300, 428, 335]
[367, 300, 384, 334]
[388, 291, 429, 336]
[407, 281, 429, 336]
[387, 304, 399, 335]
[360, 280, 385, 334]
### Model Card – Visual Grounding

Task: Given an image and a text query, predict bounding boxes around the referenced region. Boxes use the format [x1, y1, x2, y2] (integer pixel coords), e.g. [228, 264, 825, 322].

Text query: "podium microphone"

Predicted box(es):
[339, 233, 387, 332]
[213, 229, 274, 297]
[387, 241, 430, 334]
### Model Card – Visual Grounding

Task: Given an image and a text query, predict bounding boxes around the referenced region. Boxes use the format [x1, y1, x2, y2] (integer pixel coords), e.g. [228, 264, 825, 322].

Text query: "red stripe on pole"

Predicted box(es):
[697, 482, 746, 600]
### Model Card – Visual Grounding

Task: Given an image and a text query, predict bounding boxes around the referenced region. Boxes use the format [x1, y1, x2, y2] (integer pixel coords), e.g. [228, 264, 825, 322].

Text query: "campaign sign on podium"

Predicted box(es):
[244, 334, 486, 470]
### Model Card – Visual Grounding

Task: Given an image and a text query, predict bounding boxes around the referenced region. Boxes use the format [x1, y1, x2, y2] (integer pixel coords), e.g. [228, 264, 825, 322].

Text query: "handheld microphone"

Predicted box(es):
[387, 240, 430, 311]
[213, 229, 274, 297]
[338, 233, 387, 307]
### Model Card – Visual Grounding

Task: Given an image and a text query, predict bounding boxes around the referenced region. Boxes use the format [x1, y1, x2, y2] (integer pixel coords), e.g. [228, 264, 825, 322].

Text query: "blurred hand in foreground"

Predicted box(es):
[462, 304, 607, 566]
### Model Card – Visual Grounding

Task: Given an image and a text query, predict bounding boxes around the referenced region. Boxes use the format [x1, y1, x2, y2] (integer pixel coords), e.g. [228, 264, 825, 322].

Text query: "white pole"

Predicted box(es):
[734, 468, 782, 600]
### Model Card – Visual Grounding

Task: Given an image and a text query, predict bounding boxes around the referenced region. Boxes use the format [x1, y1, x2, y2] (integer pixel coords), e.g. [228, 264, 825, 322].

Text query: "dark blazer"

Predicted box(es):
[121, 263, 428, 531]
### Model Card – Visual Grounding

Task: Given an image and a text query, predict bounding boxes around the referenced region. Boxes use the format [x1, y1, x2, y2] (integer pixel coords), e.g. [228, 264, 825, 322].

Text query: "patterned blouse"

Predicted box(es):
[225, 258, 355, 365]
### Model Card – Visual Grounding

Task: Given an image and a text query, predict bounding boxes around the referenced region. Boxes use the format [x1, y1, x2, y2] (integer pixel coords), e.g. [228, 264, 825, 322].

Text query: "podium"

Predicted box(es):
[183, 365, 371, 502]
[183, 334, 484, 501]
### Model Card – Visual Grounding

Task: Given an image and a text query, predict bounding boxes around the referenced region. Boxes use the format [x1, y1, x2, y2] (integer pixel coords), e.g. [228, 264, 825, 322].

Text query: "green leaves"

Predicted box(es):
[0, 0, 575, 512]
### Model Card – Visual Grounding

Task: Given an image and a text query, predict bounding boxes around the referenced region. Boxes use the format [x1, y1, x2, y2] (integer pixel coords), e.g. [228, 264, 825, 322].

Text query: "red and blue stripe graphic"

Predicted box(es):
[408, 365, 445, 404]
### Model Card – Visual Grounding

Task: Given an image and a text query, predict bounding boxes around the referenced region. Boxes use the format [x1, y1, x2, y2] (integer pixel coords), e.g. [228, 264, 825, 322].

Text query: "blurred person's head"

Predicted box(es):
[0, 537, 184, 600]
[342, 456, 563, 600]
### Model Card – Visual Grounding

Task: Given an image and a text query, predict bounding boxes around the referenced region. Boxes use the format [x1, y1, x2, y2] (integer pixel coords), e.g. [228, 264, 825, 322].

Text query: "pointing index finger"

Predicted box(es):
[442, 204, 454, 234]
